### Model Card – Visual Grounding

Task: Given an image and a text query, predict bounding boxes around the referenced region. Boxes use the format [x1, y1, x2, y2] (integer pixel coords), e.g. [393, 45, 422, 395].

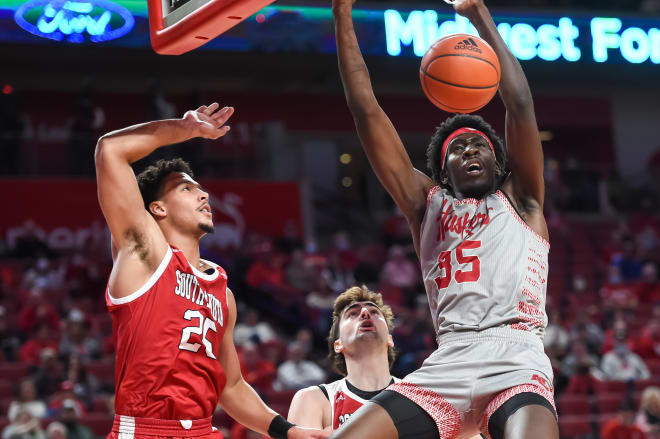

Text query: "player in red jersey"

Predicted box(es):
[95, 103, 328, 439]
[288, 286, 399, 431]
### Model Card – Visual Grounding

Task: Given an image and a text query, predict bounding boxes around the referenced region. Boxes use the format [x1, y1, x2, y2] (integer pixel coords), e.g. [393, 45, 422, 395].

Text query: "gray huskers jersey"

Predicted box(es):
[420, 187, 550, 341]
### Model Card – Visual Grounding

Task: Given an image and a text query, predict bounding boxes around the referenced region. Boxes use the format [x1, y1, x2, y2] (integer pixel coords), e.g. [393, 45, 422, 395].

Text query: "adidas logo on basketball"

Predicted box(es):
[454, 38, 482, 54]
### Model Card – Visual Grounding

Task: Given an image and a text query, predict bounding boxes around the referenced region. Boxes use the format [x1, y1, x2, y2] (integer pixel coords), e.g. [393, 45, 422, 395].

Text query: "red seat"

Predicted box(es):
[558, 394, 592, 415]
[0, 397, 13, 416]
[0, 381, 13, 399]
[92, 396, 110, 414]
[263, 389, 296, 407]
[0, 364, 28, 381]
[595, 393, 623, 415]
[269, 402, 290, 418]
[593, 380, 628, 394]
[212, 409, 234, 429]
[635, 379, 657, 392]
[645, 358, 660, 376]
[597, 413, 618, 429]
[559, 415, 593, 438]
[0, 417, 10, 434]
[79, 413, 113, 436]
[86, 361, 115, 385]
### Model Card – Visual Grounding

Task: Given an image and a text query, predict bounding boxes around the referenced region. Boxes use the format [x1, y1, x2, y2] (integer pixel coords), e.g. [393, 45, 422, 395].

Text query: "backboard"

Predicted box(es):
[148, 0, 276, 55]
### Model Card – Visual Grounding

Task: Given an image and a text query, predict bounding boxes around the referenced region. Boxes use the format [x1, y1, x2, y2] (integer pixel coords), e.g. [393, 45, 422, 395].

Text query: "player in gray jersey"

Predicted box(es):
[331, 0, 557, 438]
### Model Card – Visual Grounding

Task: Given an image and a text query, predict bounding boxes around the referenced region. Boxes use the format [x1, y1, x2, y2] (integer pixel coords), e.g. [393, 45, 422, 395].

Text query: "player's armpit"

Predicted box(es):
[95, 134, 169, 272]
[288, 387, 329, 430]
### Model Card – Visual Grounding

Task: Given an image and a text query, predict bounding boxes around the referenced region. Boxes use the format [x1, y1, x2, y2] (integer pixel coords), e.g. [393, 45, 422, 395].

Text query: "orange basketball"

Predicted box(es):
[420, 34, 501, 113]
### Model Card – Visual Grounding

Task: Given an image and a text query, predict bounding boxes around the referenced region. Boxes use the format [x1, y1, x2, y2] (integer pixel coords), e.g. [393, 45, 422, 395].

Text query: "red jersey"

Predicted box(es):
[106, 246, 229, 420]
[319, 377, 398, 430]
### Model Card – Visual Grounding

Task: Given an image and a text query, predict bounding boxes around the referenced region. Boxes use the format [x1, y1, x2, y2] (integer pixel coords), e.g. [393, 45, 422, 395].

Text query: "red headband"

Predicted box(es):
[441, 127, 495, 170]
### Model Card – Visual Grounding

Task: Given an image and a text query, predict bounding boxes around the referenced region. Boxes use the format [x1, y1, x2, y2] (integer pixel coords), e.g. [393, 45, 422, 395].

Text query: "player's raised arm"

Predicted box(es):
[288, 387, 330, 429]
[456, 0, 546, 219]
[94, 104, 234, 266]
[218, 290, 329, 439]
[333, 0, 433, 228]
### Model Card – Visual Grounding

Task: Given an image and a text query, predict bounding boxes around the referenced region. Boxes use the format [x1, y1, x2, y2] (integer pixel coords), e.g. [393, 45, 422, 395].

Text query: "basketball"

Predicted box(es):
[420, 33, 501, 113]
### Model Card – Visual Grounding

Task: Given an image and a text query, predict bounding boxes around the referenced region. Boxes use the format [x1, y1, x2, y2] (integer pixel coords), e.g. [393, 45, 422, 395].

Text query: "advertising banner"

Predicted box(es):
[0, 179, 302, 250]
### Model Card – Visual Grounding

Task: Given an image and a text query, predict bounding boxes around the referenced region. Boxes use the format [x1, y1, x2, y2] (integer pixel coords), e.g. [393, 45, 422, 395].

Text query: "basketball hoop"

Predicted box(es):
[148, 0, 276, 55]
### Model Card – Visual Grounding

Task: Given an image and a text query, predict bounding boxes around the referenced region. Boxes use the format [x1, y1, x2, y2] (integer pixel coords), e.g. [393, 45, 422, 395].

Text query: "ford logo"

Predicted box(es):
[14, 0, 135, 43]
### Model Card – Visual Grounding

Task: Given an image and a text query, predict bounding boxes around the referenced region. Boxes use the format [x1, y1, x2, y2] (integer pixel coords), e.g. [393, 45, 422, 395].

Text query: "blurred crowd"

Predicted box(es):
[0, 196, 659, 438]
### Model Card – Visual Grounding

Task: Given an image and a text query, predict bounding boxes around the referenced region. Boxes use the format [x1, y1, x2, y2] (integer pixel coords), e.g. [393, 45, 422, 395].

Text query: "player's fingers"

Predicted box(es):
[215, 125, 230, 139]
[204, 102, 220, 115]
[212, 107, 234, 125]
[195, 105, 207, 113]
[196, 112, 216, 126]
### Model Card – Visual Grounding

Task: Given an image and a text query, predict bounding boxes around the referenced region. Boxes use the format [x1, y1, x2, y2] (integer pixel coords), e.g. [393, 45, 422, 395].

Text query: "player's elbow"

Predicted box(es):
[348, 100, 382, 126]
[94, 137, 108, 170]
[505, 89, 534, 114]
[344, 89, 380, 119]
[94, 135, 121, 170]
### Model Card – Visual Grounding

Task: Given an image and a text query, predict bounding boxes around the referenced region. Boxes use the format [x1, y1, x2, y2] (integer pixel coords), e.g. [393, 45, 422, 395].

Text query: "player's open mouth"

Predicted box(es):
[465, 160, 484, 176]
[199, 205, 212, 217]
[359, 321, 376, 332]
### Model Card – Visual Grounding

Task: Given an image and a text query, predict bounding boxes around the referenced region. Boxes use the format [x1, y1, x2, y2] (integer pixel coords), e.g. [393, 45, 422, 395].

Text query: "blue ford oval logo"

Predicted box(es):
[14, 0, 134, 43]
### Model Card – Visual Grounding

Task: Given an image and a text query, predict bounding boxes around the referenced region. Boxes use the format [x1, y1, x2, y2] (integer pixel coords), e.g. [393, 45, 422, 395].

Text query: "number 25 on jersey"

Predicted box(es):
[179, 309, 217, 359]
[434, 240, 481, 289]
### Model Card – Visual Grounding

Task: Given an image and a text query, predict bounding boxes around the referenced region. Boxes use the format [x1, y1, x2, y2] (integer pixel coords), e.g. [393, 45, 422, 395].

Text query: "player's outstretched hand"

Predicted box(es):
[182, 102, 234, 140]
[287, 426, 330, 439]
[448, 0, 484, 17]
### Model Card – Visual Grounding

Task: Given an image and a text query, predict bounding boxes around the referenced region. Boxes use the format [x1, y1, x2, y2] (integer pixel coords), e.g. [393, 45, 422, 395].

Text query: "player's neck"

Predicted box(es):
[164, 229, 202, 269]
[344, 352, 391, 391]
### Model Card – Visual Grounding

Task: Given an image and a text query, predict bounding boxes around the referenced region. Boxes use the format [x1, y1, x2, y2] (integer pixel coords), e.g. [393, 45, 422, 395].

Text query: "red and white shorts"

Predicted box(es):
[107, 415, 223, 439]
[387, 327, 556, 439]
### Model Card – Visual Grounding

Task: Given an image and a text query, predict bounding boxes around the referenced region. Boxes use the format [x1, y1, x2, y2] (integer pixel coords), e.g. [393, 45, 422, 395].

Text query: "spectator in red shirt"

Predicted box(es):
[600, 266, 638, 321]
[382, 206, 410, 247]
[380, 246, 418, 292]
[47, 381, 86, 417]
[602, 400, 647, 439]
[246, 244, 296, 298]
[635, 262, 660, 305]
[18, 289, 60, 334]
[19, 323, 59, 367]
[238, 342, 276, 394]
[602, 318, 636, 356]
[633, 318, 660, 362]
[561, 341, 599, 394]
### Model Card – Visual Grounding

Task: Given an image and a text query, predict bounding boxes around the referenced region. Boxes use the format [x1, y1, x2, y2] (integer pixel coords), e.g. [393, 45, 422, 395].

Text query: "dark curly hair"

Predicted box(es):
[136, 158, 193, 212]
[328, 285, 396, 377]
[426, 114, 507, 191]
